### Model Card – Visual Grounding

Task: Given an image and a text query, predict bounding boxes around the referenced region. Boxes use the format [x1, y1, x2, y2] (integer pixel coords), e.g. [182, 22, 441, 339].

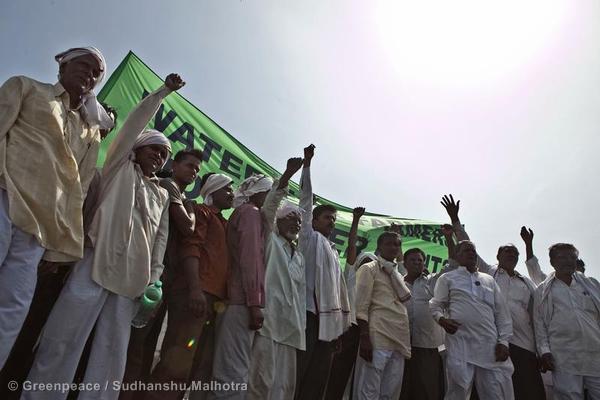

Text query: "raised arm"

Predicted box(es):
[103, 74, 185, 178]
[299, 145, 315, 237]
[347, 207, 365, 266]
[441, 194, 493, 273]
[521, 226, 546, 285]
[263, 157, 303, 231]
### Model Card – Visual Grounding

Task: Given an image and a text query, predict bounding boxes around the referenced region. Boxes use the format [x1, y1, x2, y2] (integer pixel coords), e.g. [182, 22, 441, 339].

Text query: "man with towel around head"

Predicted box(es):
[209, 156, 303, 399]
[0, 47, 113, 368]
[247, 157, 304, 399]
[24, 73, 185, 400]
[147, 172, 234, 400]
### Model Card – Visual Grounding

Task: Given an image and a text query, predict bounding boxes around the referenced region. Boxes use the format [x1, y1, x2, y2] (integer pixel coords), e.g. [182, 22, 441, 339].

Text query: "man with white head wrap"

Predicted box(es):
[147, 172, 234, 400]
[25, 74, 184, 400]
[0, 46, 112, 368]
[248, 158, 305, 400]
[210, 158, 302, 400]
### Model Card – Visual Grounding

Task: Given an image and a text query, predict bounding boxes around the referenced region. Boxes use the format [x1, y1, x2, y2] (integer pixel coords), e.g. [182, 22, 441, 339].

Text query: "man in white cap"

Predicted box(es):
[24, 73, 185, 400]
[0, 47, 113, 368]
[210, 157, 303, 399]
[121, 148, 203, 400]
[247, 157, 305, 400]
[147, 172, 234, 400]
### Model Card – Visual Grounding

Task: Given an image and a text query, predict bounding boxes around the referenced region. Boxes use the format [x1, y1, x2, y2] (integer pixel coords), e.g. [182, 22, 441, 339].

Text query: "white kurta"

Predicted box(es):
[430, 266, 514, 391]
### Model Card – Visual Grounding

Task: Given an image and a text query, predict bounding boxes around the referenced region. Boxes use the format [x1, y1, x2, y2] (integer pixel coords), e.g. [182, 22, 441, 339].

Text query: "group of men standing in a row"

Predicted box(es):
[0, 46, 599, 400]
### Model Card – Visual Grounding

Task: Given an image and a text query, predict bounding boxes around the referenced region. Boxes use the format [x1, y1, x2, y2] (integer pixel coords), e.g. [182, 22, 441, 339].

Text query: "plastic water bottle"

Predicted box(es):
[132, 281, 163, 328]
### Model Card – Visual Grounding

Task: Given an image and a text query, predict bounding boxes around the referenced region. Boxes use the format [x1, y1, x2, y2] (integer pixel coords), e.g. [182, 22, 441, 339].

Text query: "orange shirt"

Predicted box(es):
[172, 204, 229, 300]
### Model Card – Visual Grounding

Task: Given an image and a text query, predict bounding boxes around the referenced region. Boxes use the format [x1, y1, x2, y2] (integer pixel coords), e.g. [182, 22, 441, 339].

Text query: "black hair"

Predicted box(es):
[548, 243, 579, 259]
[313, 204, 337, 219]
[404, 247, 426, 260]
[174, 149, 203, 163]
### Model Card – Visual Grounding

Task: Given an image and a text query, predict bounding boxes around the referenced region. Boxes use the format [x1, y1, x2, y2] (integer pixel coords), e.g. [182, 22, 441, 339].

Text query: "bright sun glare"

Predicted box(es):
[373, 0, 573, 86]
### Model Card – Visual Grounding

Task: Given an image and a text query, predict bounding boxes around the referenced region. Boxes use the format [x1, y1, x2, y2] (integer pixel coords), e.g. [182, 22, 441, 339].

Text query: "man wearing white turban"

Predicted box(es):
[247, 158, 305, 400]
[210, 159, 302, 399]
[0, 46, 112, 368]
[25, 74, 184, 400]
[148, 172, 234, 400]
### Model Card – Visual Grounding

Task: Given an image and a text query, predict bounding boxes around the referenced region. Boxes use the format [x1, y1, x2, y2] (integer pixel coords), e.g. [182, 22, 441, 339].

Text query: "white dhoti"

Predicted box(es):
[248, 333, 296, 400]
[552, 371, 600, 400]
[353, 349, 405, 400]
[444, 356, 514, 400]
[209, 304, 256, 400]
[0, 189, 45, 368]
[23, 249, 136, 400]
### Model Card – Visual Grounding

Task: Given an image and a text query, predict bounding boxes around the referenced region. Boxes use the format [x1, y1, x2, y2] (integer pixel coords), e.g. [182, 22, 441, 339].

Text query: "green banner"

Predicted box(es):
[98, 51, 449, 272]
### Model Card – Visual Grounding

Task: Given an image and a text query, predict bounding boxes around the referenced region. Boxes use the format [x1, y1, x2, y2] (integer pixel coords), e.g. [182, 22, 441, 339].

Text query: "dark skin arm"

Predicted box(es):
[438, 316, 461, 334]
[347, 207, 365, 265]
[182, 257, 207, 319]
[357, 319, 373, 362]
[303, 144, 315, 168]
[277, 157, 304, 190]
[520, 226, 535, 260]
[540, 353, 555, 372]
[441, 223, 456, 260]
[170, 199, 196, 237]
[441, 194, 460, 224]
[495, 343, 510, 362]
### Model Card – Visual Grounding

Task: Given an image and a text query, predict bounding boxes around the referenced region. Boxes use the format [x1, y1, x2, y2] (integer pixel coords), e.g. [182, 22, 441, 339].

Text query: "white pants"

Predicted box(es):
[353, 349, 405, 400]
[209, 304, 256, 400]
[445, 357, 514, 400]
[552, 371, 600, 400]
[0, 189, 45, 368]
[248, 334, 296, 400]
[23, 249, 136, 400]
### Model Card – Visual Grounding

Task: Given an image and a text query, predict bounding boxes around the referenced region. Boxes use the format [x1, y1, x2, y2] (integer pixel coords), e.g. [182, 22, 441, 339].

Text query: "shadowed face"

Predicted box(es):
[277, 214, 302, 242]
[497, 246, 519, 269]
[456, 242, 478, 268]
[211, 184, 234, 210]
[378, 235, 402, 262]
[405, 252, 425, 276]
[313, 210, 336, 237]
[134, 144, 169, 177]
[550, 248, 578, 275]
[173, 155, 201, 186]
[60, 54, 103, 95]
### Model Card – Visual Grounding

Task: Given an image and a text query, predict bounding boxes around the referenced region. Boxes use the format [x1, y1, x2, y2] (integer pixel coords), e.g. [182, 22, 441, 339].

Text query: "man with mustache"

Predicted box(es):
[121, 148, 202, 400]
[534, 243, 600, 399]
[442, 195, 545, 399]
[294, 144, 352, 400]
[0, 47, 113, 368]
[24, 73, 184, 400]
[430, 240, 514, 400]
[247, 157, 305, 399]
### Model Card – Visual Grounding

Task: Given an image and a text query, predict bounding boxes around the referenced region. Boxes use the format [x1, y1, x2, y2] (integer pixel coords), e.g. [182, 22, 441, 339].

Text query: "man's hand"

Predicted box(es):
[359, 334, 373, 362]
[303, 144, 315, 167]
[520, 226, 534, 245]
[441, 224, 454, 237]
[540, 353, 555, 372]
[188, 287, 207, 318]
[353, 207, 366, 220]
[285, 157, 303, 175]
[165, 73, 185, 91]
[441, 194, 460, 223]
[438, 317, 461, 334]
[495, 343, 510, 362]
[248, 306, 264, 330]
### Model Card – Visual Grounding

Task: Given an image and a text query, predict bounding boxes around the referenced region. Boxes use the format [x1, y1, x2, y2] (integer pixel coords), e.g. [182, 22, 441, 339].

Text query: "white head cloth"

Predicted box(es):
[276, 200, 302, 220]
[55, 46, 114, 130]
[200, 174, 233, 206]
[233, 174, 273, 208]
[132, 129, 172, 168]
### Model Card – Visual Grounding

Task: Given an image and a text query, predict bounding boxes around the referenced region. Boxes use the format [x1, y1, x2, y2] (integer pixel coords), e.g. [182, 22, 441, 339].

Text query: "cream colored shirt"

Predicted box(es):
[0, 76, 101, 260]
[87, 86, 171, 299]
[356, 259, 411, 358]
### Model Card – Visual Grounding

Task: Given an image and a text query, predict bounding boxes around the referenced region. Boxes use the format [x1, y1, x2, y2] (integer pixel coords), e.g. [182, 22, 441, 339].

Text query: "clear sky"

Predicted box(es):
[2, 0, 599, 278]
